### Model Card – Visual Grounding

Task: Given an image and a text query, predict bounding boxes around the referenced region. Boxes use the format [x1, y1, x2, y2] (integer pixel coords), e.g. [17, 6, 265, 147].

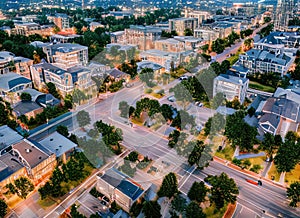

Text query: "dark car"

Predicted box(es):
[103, 196, 110, 203]
[100, 200, 108, 206]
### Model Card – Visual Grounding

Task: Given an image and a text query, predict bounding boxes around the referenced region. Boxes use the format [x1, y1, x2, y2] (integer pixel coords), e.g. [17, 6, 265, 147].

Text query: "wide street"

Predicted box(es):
[20, 80, 299, 218]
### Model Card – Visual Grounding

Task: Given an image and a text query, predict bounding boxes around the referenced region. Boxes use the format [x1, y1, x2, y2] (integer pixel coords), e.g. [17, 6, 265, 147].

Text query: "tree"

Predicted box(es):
[125, 151, 139, 162]
[0, 199, 7, 218]
[187, 181, 208, 203]
[160, 104, 174, 121]
[157, 172, 178, 198]
[76, 110, 91, 128]
[221, 60, 231, 71]
[184, 28, 193, 36]
[188, 140, 206, 168]
[274, 140, 300, 173]
[171, 194, 187, 216]
[119, 101, 130, 118]
[243, 38, 253, 51]
[56, 125, 69, 137]
[20, 92, 32, 101]
[139, 68, 155, 87]
[70, 204, 86, 218]
[46, 82, 60, 99]
[260, 133, 281, 161]
[287, 181, 300, 207]
[142, 201, 161, 218]
[14, 177, 34, 199]
[206, 173, 239, 209]
[210, 62, 222, 75]
[185, 201, 206, 218]
[225, 111, 257, 152]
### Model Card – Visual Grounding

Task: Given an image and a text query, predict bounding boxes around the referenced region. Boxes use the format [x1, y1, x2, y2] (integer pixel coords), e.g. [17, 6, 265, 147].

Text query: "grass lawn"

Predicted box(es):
[38, 198, 56, 209]
[149, 92, 164, 99]
[203, 203, 228, 218]
[215, 145, 235, 161]
[285, 164, 300, 185]
[227, 54, 239, 66]
[268, 162, 281, 182]
[247, 156, 266, 173]
[249, 81, 275, 93]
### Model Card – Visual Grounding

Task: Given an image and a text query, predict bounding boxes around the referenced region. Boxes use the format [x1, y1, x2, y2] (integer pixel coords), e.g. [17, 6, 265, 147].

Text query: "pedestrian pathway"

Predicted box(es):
[279, 172, 286, 185]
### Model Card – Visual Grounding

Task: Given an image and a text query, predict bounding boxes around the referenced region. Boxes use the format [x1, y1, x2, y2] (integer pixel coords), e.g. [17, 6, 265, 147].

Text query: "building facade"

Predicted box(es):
[169, 18, 198, 36]
[213, 74, 249, 104]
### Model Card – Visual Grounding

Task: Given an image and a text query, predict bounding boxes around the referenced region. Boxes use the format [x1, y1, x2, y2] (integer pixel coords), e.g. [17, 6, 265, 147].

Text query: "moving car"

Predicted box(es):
[179, 75, 189, 80]
[167, 96, 176, 102]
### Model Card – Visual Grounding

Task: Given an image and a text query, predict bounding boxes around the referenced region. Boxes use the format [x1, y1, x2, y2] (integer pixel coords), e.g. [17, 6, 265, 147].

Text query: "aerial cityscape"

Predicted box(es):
[0, 0, 299, 218]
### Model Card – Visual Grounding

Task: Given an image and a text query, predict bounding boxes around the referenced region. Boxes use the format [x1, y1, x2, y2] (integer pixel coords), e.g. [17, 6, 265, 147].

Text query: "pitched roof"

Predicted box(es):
[13, 101, 42, 116]
[109, 68, 128, 78]
[100, 168, 144, 201]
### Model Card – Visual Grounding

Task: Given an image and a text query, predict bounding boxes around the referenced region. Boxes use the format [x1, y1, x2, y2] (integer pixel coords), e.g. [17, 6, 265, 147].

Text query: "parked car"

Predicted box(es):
[102, 196, 110, 203]
[179, 75, 189, 80]
[167, 96, 176, 102]
[195, 101, 203, 107]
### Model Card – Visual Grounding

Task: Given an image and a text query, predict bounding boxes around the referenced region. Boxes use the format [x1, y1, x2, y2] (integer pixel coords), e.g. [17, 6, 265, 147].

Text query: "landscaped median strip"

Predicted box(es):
[223, 203, 236, 218]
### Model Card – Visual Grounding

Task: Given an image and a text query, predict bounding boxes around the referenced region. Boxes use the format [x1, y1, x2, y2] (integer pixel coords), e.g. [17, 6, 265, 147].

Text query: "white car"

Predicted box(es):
[167, 96, 176, 102]
[179, 75, 189, 80]
[195, 101, 203, 107]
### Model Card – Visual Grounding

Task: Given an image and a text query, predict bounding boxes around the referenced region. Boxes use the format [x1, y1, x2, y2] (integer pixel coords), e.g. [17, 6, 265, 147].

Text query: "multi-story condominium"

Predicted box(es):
[237, 48, 293, 77]
[50, 33, 81, 44]
[0, 73, 32, 103]
[184, 9, 211, 26]
[112, 25, 162, 51]
[256, 32, 300, 49]
[14, 56, 34, 80]
[194, 22, 235, 42]
[0, 125, 23, 156]
[10, 139, 56, 181]
[96, 168, 145, 213]
[30, 63, 93, 96]
[0, 51, 14, 74]
[274, 0, 295, 31]
[140, 49, 180, 72]
[0, 52, 34, 79]
[169, 17, 198, 36]
[155, 36, 202, 53]
[48, 13, 70, 30]
[43, 43, 88, 68]
[12, 21, 54, 37]
[107, 11, 133, 20]
[89, 22, 105, 32]
[213, 74, 249, 104]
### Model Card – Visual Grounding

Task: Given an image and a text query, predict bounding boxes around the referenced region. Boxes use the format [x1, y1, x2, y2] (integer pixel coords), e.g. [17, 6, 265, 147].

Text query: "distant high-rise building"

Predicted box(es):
[274, 0, 295, 31]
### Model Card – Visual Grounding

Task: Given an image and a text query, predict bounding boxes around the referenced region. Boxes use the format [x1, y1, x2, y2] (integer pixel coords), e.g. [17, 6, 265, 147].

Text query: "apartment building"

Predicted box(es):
[194, 22, 234, 42]
[13, 22, 54, 37]
[0, 51, 14, 74]
[112, 25, 162, 51]
[43, 43, 88, 68]
[155, 36, 202, 52]
[0, 125, 23, 156]
[213, 74, 249, 104]
[0, 73, 32, 103]
[96, 168, 145, 213]
[169, 17, 198, 36]
[30, 62, 93, 96]
[237, 48, 293, 77]
[184, 9, 211, 26]
[10, 139, 56, 182]
[48, 13, 70, 30]
[14, 56, 34, 80]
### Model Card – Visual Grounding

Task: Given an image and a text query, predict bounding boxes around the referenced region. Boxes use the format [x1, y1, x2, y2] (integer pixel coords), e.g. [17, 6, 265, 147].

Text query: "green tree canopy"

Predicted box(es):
[187, 181, 208, 203]
[0, 199, 7, 218]
[20, 92, 32, 102]
[157, 172, 178, 198]
[142, 201, 161, 218]
[287, 181, 300, 207]
[185, 201, 206, 218]
[76, 110, 91, 128]
[56, 125, 69, 137]
[206, 173, 239, 209]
